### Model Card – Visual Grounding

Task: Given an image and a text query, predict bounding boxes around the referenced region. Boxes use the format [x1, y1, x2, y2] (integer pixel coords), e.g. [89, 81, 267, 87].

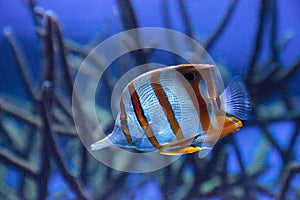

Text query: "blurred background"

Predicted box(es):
[0, 0, 299, 199]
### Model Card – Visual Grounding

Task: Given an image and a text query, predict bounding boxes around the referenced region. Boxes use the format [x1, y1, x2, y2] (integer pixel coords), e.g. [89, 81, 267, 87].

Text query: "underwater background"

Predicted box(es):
[0, 0, 300, 199]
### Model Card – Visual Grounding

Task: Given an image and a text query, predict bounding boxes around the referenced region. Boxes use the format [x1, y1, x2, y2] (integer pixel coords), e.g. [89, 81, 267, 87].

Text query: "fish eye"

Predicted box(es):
[183, 72, 196, 82]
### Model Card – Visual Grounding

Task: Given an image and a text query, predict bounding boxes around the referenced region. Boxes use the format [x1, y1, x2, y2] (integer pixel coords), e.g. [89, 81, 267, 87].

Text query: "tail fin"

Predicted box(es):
[90, 136, 113, 151]
[219, 78, 251, 120]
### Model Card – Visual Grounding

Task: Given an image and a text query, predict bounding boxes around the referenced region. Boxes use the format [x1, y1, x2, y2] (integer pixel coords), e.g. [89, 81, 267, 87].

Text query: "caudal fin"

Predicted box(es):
[219, 78, 251, 120]
[90, 136, 113, 151]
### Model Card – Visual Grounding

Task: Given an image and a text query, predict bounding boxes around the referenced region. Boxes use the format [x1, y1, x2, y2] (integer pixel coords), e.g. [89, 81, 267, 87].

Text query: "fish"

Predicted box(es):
[91, 64, 251, 155]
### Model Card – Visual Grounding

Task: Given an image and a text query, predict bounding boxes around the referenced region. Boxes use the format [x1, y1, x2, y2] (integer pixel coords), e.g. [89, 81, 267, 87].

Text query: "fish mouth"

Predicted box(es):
[207, 114, 243, 139]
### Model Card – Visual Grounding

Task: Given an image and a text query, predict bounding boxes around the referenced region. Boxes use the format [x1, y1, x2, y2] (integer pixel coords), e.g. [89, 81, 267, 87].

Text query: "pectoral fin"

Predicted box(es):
[160, 132, 207, 149]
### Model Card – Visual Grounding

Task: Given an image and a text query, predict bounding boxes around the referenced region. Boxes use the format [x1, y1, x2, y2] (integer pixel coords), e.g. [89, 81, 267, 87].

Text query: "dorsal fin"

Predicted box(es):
[219, 78, 251, 120]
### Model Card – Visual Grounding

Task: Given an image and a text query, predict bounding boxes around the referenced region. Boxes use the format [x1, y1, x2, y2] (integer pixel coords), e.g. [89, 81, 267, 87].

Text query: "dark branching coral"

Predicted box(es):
[0, 0, 299, 199]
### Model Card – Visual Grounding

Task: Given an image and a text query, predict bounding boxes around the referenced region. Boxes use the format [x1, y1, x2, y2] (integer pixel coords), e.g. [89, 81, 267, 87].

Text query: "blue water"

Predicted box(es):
[0, 0, 299, 199]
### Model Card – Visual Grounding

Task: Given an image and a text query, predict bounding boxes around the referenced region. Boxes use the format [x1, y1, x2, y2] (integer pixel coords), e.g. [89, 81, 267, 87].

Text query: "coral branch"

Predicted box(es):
[51, 16, 74, 96]
[161, 0, 180, 63]
[177, 0, 198, 52]
[116, 0, 138, 30]
[178, 0, 193, 39]
[116, 0, 149, 65]
[39, 75, 87, 199]
[246, 0, 268, 84]
[0, 97, 77, 137]
[3, 27, 38, 101]
[0, 97, 40, 126]
[64, 39, 107, 71]
[42, 14, 55, 83]
[256, 185, 276, 199]
[275, 57, 300, 84]
[0, 149, 38, 178]
[38, 82, 52, 200]
[259, 123, 285, 157]
[279, 163, 300, 200]
[23, 0, 40, 27]
[286, 123, 300, 155]
[54, 92, 73, 120]
[231, 139, 246, 174]
[37, 12, 56, 198]
[270, 0, 279, 65]
[49, 13, 91, 193]
[204, 0, 238, 51]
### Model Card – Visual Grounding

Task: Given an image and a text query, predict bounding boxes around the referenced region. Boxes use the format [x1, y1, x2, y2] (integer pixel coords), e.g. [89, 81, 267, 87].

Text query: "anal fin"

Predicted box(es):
[160, 146, 211, 156]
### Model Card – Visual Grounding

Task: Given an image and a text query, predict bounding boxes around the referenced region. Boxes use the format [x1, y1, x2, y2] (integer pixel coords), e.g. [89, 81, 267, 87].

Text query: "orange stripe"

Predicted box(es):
[151, 71, 185, 140]
[175, 66, 211, 131]
[128, 82, 161, 149]
[120, 97, 133, 144]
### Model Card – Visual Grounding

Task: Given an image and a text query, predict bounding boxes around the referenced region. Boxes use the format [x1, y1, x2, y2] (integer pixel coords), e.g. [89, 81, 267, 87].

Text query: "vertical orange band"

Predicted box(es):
[128, 82, 161, 149]
[120, 97, 133, 144]
[151, 71, 185, 140]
